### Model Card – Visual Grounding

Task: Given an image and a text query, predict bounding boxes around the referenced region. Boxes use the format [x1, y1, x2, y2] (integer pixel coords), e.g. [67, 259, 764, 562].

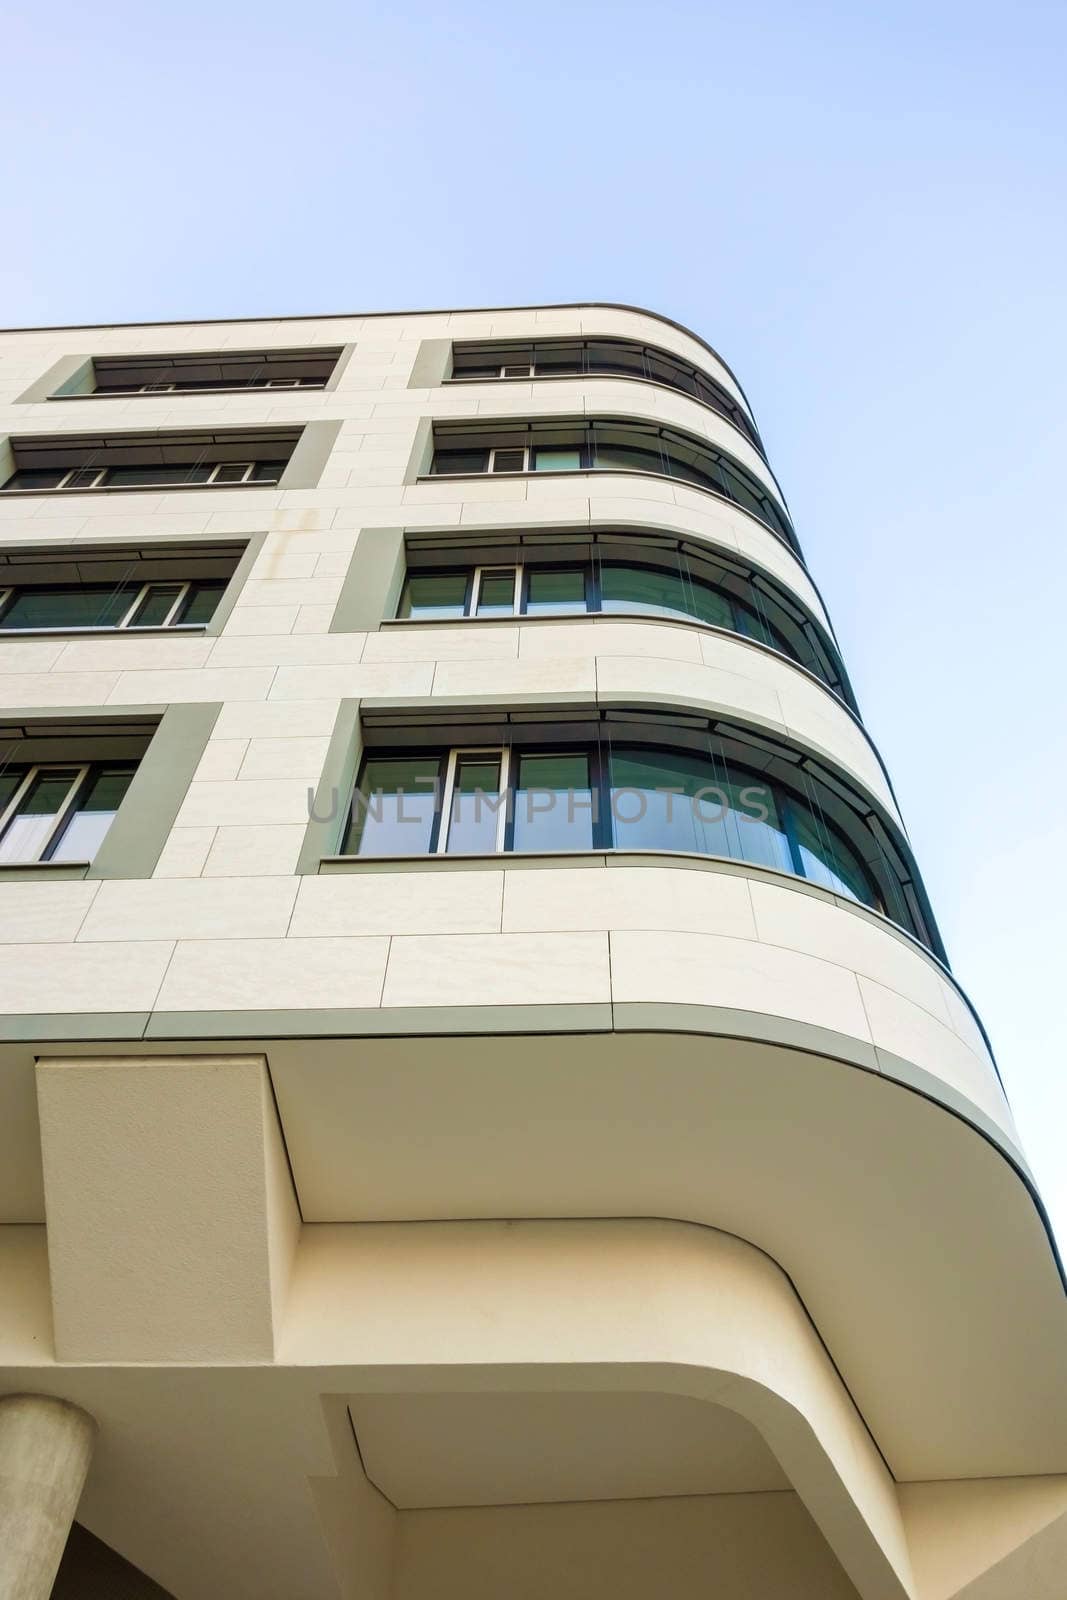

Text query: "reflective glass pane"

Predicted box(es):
[212, 463, 251, 484]
[0, 585, 133, 630]
[732, 600, 783, 652]
[591, 442, 664, 476]
[344, 757, 442, 856]
[0, 768, 78, 864]
[251, 460, 287, 482]
[531, 448, 581, 471]
[176, 581, 227, 626]
[524, 570, 586, 615]
[399, 573, 468, 620]
[531, 344, 583, 375]
[2, 469, 66, 490]
[49, 767, 135, 863]
[446, 756, 503, 853]
[490, 449, 526, 473]
[105, 464, 214, 487]
[128, 585, 182, 627]
[64, 468, 104, 489]
[476, 571, 517, 616]
[600, 565, 707, 624]
[432, 450, 490, 475]
[608, 748, 792, 872]
[0, 769, 24, 813]
[513, 753, 594, 852]
[584, 342, 646, 379]
[790, 801, 879, 907]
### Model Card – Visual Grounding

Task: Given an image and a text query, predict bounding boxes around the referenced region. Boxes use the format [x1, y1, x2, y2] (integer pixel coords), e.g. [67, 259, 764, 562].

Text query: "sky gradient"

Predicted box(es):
[4, 0, 1066, 1239]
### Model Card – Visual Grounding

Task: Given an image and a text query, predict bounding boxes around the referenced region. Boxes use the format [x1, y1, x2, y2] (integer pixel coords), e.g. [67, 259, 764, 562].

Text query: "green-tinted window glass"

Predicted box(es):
[344, 756, 442, 856]
[531, 448, 581, 471]
[399, 573, 469, 620]
[789, 801, 880, 908]
[176, 581, 227, 626]
[49, 766, 135, 863]
[0, 768, 80, 864]
[476, 571, 517, 616]
[445, 756, 503, 853]
[608, 747, 792, 873]
[127, 584, 183, 627]
[432, 449, 490, 475]
[524, 570, 587, 615]
[513, 752, 594, 852]
[0, 584, 133, 630]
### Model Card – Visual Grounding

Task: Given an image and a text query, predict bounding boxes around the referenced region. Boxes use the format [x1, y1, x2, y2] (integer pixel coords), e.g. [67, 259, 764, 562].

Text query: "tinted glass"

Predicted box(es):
[1, 469, 66, 491]
[176, 580, 227, 626]
[399, 573, 468, 620]
[445, 756, 503, 853]
[105, 464, 214, 487]
[513, 753, 594, 852]
[127, 584, 183, 626]
[0, 585, 133, 630]
[251, 460, 287, 482]
[432, 450, 489, 475]
[531, 448, 581, 471]
[789, 801, 879, 907]
[476, 571, 517, 615]
[49, 766, 135, 863]
[601, 565, 721, 625]
[591, 442, 664, 476]
[608, 748, 792, 872]
[0, 768, 79, 864]
[491, 449, 527, 472]
[212, 463, 251, 484]
[344, 756, 442, 856]
[584, 342, 646, 379]
[524, 569, 587, 615]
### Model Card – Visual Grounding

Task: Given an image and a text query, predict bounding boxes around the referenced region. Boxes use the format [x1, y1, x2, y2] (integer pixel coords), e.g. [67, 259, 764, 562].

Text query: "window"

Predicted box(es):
[0, 763, 135, 865]
[0, 428, 300, 493]
[429, 419, 793, 548]
[0, 542, 245, 633]
[395, 555, 841, 692]
[450, 338, 761, 451]
[340, 726, 924, 942]
[89, 347, 342, 395]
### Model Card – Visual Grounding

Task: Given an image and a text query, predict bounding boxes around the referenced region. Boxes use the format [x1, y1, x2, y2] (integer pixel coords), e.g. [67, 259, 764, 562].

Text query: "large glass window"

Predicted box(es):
[0, 764, 135, 864]
[342, 756, 443, 856]
[344, 736, 908, 936]
[429, 419, 792, 547]
[395, 556, 840, 695]
[0, 578, 227, 631]
[450, 338, 761, 451]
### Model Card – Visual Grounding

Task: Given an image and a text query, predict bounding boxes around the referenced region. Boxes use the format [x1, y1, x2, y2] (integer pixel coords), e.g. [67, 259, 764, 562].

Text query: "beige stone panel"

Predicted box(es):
[362, 626, 520, 663]
[207, 632, 367, 667]
[776, 683, 897, 815]
[205, 509, 277, 535]
[382, 931, 611, 1007]
[749, 881, 953, 1026]
[77, 876, 298, 942]
[202, 824, 307, 877]
[901, 1476, 1067, 1600]
[0, 940, 172, 1013]
[238, 735, 331, 780]
[459, 496, 592, 527]
[405, 477, 528, 504]
[239, 577, 343, 607]
[0, 670, 119, 707]
[595, 651, 786, 727]
[36, 1053, 299, 1362]
[156, 935, 389, 1010]
[503, 866, 757, 938]
[314, 550, 357, 577]
[610, 929, 872, 1039]
[519, 620, 704, 663]
[291, 871, 504, 937]
[106, 666, 275, 705]
[858, 976, 1011, 1128]
[212, 699, 341, 738]
[153, 826, 217, 878]
[938, 976, 994, 1062]
[249, 550, 319, 580]
[176, 777, 311, 828]
[54, 634, 217, 672]
[193, 738, 248, 781]
[0, 639, 67, 672]
[431, 654, 596, 699]
[293, 604, 338, 633]
[0, 880, 99, 943]
[269, 661, 435, 700]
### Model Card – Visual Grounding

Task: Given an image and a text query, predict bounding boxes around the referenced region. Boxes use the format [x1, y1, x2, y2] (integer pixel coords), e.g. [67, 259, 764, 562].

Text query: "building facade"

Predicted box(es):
[0, 302, 1063, 1599]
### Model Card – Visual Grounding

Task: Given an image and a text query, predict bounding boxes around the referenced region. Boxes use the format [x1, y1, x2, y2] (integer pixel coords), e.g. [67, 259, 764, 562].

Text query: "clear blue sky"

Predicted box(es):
[4, 1, 1066, 1240]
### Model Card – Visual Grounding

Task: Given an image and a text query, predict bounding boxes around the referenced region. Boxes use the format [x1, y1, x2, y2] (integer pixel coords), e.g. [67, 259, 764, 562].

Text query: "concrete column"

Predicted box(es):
[0, 1395, 95, 1600]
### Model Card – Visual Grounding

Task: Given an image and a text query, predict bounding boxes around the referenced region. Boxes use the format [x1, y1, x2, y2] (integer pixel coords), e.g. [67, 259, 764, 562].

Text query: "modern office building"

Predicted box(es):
[0, 302, 1063, 1600]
